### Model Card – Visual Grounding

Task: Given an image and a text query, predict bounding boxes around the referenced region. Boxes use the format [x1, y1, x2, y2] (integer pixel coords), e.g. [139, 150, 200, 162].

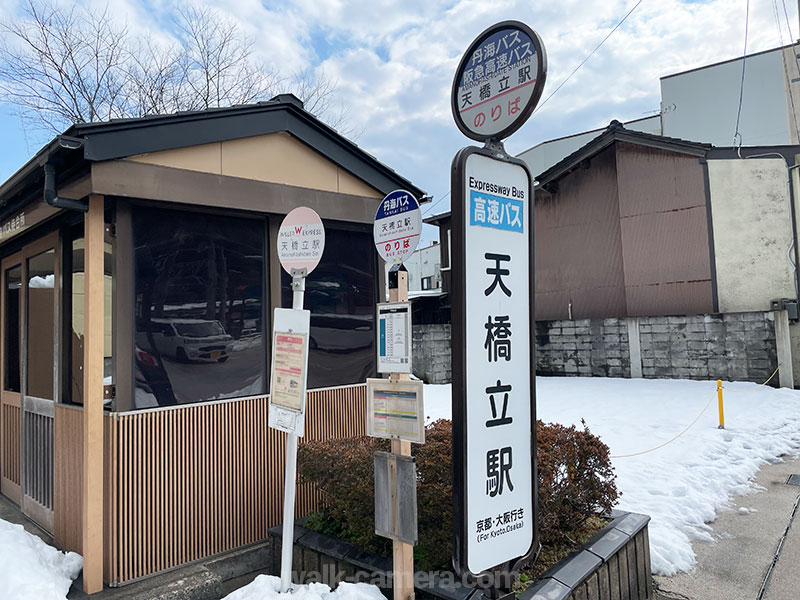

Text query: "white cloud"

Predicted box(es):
[1, 0, 798, 218]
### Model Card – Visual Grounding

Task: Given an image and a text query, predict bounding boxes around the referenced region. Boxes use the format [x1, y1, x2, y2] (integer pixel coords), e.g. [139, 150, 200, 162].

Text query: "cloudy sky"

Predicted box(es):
[0, 0, 797, 231]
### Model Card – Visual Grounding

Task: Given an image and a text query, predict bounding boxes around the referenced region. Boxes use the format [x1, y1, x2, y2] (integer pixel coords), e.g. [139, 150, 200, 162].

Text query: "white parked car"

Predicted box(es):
[149, 318, 234, 363]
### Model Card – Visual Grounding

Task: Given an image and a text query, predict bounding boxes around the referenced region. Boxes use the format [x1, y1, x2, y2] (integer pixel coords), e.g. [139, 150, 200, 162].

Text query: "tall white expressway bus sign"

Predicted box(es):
[450, 21, 546, 580]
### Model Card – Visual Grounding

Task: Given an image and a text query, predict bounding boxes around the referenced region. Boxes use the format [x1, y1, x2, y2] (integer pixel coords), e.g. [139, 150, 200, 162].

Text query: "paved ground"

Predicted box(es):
[653, 454, 800, 600]
[0, 493, 52, 545]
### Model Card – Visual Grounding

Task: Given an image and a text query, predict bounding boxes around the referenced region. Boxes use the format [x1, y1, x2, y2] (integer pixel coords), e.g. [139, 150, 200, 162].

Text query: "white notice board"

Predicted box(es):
[377, 302, 412, 374]
[269, 308, 311, 436]
[366, 378, 425, 444]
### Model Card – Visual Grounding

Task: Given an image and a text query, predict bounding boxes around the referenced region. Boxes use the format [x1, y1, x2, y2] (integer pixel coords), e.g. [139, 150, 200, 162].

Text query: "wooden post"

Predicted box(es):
[389, 268, 414, 600]
[82, 194, 104, 593]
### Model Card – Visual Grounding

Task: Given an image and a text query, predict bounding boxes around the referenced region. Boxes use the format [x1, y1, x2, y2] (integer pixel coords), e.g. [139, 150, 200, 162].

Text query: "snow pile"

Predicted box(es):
[423, 377, 800, 576]
[224, 575, 386, 600]
[0, 518, 82, 600]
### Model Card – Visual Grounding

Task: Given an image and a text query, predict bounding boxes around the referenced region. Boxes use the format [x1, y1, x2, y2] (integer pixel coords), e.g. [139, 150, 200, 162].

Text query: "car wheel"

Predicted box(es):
[176, 347, 189, 363]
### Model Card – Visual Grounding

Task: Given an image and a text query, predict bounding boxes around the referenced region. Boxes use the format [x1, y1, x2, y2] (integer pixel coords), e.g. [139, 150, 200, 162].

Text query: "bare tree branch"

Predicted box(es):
[0, 0, 358, 136]
[286, 68, 362, 139]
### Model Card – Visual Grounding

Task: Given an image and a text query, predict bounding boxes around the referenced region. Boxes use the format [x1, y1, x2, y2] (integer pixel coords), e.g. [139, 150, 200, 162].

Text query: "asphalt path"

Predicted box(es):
[653, 454, 800, 600]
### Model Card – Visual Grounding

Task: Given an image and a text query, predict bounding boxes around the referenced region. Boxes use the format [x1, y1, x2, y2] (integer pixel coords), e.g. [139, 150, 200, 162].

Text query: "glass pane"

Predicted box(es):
[27, 249, 55, 400]
[70, 239, 84, 404]
[69, 238, 114, 405]
[133, 207, 265, 408]
[281, 228, 376, 388]
[104, 241, 113, 384]
[4, 265, 21, 392]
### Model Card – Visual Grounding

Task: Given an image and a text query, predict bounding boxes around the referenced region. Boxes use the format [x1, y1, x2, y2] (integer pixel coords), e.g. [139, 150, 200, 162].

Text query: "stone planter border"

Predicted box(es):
[522, 510, 651, 600]
[268, 510, 651, 600]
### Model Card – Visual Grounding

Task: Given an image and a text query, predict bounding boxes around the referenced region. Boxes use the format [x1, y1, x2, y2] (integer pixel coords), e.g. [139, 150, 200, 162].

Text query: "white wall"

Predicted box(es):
[661, 49, 790, 146]
[402, 242, 442, 291]
[522, 45, 800, 179]
[708, 158, 796, 312]
[519, 116, 661, 179]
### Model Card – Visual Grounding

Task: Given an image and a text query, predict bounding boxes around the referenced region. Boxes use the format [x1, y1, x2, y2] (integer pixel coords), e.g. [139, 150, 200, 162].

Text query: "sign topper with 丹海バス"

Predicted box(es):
[373, 189, 422, 265]
[451, 20, 547, 142]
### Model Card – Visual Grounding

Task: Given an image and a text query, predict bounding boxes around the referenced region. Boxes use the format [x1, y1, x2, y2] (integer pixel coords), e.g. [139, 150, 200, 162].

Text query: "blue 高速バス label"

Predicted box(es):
[469, 190, 524, 233]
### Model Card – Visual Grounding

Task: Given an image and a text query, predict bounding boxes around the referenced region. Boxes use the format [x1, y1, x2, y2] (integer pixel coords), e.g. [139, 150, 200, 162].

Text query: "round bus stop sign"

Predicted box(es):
[373, 190, 422, 264]
[277, 206, 325, 274]
[451, 20, 547, 142]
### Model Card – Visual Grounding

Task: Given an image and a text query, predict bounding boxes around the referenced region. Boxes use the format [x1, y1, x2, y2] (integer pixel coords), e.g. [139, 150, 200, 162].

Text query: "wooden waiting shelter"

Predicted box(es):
[0, 94, 424, 592]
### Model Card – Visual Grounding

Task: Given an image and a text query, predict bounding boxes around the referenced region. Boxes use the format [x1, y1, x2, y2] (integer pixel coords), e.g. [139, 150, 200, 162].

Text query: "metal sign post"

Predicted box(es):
[279, 269, 307, 593]
[272, 207, 326, 594]
[449, 20, 547, 594]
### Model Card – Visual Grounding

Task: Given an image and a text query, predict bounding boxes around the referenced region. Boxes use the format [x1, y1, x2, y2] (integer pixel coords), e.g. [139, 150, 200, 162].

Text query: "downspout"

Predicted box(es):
[43, 135, 88, 212]
[787, 163, 800, 301]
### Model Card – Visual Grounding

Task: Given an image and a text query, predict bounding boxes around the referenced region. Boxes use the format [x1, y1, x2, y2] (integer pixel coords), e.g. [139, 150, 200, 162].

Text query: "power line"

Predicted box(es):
[422, 190, 451, 217]
[773, 0, 800, 145]
[772, 0, 785, 45]
[733, 0, 750, 148]
[533, 0, 646, 115]
[780, 0, 800, 143]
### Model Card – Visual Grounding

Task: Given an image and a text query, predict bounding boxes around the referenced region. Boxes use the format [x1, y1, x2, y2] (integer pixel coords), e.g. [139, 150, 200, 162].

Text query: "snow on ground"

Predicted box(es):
[424, 377, 800, 576]
[0, 518, 82, 600]
[223, 574, 386, 600]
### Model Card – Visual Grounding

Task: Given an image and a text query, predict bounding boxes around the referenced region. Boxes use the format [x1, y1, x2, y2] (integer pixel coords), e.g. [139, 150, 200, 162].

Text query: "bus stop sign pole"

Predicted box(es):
[280, 268, 306, 593]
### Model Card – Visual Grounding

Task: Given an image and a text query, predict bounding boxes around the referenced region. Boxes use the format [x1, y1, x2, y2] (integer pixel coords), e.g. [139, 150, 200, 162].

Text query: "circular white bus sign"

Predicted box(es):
[278, 206, 325, 274]
[373, 190, 421, 264]
[451, 20, 547, 142]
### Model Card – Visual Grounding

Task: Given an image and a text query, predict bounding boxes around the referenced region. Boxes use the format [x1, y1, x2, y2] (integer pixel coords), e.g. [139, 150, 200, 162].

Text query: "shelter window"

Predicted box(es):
[4, 265, 21, 393]
[27, 249, 55, 400]
[281, 227, 376, 388]
[132, 206, 265, 408]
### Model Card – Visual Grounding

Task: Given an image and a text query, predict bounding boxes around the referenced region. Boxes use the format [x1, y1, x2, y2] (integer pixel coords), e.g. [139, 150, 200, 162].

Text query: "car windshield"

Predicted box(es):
[174, 321, 226, 337]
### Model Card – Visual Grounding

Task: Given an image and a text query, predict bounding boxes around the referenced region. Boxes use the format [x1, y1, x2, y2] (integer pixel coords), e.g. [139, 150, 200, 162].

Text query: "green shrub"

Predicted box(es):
[411, 419, 454, 570]
[297, 418, 618, 571]
[536, 419, 619, 546]
[298, 435, 391, 557]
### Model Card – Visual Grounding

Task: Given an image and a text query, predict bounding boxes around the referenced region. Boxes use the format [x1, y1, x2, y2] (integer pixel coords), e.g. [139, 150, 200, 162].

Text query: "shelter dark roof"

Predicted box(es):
[0, 94, 425, 218]
[534, 120, 711, 186]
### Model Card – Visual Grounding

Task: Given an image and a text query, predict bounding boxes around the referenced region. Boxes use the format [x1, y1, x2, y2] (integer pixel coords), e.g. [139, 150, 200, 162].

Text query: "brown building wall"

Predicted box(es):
[616, 142, 713, 316]
[533, 141, 713, 321]
[534, 146, 626, 320]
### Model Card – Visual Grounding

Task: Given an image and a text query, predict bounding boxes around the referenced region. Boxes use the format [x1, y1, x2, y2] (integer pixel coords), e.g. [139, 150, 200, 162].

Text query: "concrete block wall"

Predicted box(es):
[535, 318, 631, 378]
[638, 313, 777, 382]
[412, 324, 451, 384]
[536, 311, 778, 384]
[413, 311, 780, 385]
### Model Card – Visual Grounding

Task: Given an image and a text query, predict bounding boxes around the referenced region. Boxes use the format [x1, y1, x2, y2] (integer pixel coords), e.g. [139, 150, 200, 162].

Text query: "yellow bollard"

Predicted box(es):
[717, 380, 725, 429]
